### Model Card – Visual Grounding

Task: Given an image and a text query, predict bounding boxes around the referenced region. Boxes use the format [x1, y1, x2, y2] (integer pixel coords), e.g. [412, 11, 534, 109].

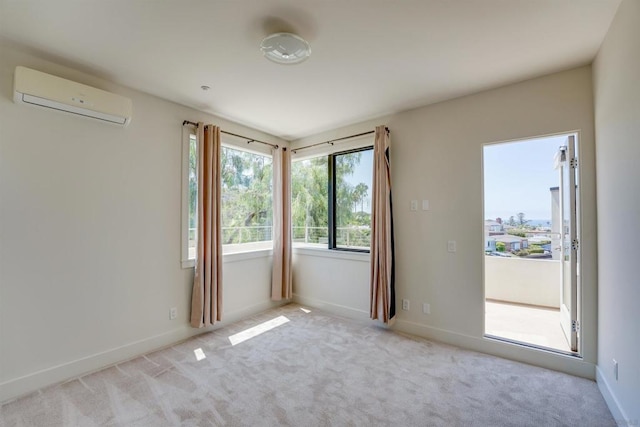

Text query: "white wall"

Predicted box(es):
[293, 248, 370, 319]
[0, 41, 285, 402]
[292, 66, 598, 379]
[593, 0, 640, 423]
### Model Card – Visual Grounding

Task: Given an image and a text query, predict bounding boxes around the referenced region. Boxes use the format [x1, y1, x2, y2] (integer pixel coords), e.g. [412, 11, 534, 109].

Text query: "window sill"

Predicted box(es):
[181, 242, 274, 269]
[223, 248, 273, 263]
[293, 245, 371, 262]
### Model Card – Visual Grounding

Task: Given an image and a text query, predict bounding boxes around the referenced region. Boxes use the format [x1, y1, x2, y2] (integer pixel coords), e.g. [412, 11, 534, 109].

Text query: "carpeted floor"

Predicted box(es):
[0, 303, 615, 426]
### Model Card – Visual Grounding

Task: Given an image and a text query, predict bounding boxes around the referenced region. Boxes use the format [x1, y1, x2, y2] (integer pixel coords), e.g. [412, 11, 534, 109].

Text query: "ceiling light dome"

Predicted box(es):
[260, 33, 311, 65]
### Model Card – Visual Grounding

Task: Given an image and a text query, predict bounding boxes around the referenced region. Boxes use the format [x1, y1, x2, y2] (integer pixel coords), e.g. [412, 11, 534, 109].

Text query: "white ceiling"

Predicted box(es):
[0, 0, 621, 140]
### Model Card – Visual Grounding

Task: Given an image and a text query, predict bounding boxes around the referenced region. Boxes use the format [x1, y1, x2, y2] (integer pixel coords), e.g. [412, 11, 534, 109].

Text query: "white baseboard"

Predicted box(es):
[290, 296, 596, 379]
[394, 318, 596, 379]
[0, 299, 284, 404]
[0, 325, 198, 404]
[223, 300, 285, 324]
[596, 366, 630, 426]
[292, 294, 370, 321]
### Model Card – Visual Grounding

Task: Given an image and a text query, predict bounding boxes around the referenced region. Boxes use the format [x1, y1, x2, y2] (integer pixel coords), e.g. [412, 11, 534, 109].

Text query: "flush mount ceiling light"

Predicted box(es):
[260, 32, 311, 65]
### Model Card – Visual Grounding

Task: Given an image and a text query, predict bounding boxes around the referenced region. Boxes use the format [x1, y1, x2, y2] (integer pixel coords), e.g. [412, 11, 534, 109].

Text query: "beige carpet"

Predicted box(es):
[0, 304, 614, 426]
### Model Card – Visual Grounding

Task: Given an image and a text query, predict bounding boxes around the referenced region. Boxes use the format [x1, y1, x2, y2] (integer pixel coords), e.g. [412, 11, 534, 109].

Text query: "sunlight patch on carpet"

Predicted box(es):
[228, 315, 290, 346]
[193, 348, 206, 361]
[300, 307, 311, 313]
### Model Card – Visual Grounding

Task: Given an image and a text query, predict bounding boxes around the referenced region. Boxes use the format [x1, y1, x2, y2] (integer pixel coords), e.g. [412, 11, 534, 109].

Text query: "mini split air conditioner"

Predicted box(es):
[13, 66, 132, 126]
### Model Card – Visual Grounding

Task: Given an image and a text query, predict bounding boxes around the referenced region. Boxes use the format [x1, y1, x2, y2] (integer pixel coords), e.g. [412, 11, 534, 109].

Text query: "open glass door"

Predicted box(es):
[555, 136, 578, 352]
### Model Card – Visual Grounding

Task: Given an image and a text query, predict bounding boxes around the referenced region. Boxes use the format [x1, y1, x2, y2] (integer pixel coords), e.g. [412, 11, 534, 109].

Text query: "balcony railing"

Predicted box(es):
[292, 226, 370, 248]
[189, 226, 371, 247]
[222, 226, 272, 244]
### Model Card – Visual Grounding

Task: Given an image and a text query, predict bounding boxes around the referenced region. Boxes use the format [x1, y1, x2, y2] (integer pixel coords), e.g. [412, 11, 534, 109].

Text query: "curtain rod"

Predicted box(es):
[292, 127, 389, 154]
[182, 120, 279, 149]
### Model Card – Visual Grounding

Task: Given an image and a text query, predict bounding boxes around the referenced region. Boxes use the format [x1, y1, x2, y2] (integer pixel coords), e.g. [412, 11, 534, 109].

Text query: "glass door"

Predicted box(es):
[555, 136, 579, 352]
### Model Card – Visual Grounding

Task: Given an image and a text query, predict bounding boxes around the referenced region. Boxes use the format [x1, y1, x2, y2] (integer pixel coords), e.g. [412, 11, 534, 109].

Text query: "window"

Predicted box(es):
[220, 146, 273, 247]
[181, 130, 273, 267]
[331, 148, 373, 250]
[292, 146, 373, 252]
[181, 131, 198, 267]
[291, 156, 329, 245]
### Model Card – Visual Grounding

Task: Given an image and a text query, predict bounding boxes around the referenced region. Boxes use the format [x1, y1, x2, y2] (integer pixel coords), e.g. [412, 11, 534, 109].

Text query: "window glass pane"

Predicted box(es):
[188, 134, 197, 259]
[221, 146, 273, 245]
[291, 156, 329, 245]
[335, 149, 373, 249]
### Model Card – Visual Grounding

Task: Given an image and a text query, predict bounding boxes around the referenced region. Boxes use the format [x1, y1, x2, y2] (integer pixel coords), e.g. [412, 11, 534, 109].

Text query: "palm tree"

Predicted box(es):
[353, 183, 368, 213]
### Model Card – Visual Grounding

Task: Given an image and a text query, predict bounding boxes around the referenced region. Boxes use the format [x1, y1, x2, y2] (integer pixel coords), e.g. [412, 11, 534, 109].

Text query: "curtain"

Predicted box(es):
[370, 125, 395, 323]
[190, 123, 223, 327]
[271, 147, 292, 300]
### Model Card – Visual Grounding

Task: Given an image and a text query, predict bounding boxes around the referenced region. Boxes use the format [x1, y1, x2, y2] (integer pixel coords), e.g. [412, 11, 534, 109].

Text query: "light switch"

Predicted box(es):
[447, 240, 456, 253]
[422, 303, 431, 314]
[422, 200, 429, 210]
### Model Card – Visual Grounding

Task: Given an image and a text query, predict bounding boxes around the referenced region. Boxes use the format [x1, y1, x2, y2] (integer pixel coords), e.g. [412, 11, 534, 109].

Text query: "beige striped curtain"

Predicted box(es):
[190, 123, 223, 327]
[271, 147, 292, 300]
[370, 125, 395, 323]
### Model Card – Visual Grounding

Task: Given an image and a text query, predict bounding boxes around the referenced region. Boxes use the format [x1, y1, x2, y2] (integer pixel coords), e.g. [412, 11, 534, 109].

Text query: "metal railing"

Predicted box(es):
[189, 226, 273, 246]
[189, 225, 371, 247]
[292, 226, 371, 248]
[222, 226, 272, 244]
[292, 226, 328, 244]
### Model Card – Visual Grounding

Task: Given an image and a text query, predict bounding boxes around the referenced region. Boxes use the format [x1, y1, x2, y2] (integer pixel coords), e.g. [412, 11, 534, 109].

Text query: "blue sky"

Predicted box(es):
[344, 149, 374, 213]
[484, 135, 570, 221]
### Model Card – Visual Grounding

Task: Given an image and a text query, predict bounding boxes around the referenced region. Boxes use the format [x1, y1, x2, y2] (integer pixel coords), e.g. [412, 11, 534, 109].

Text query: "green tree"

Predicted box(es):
[188, 137, 198, 230]
[220, 147, 273, 244]
[291, 151, 371, 246]
[508, 231, 526, 238]
[517, 212, 528, 226]
[496, 242, 506, 252]
[529, 245, 544, 254]
[291, 157, 329, 243]
[353, 183, 368, 213]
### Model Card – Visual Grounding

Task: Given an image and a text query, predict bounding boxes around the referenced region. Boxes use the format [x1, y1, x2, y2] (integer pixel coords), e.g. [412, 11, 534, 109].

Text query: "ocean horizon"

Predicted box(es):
[487, 218, 551, 227]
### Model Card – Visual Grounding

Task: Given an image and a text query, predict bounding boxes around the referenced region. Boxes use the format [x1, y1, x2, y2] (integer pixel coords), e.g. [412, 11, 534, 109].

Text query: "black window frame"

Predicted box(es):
[328, 146, 373, 253]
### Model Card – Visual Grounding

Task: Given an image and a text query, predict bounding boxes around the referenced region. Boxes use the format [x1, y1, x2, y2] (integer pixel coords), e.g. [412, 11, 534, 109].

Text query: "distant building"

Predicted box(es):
[485, 220, 504, 235]
[494, 235, 529, 252]
[484, 219, 505, 252]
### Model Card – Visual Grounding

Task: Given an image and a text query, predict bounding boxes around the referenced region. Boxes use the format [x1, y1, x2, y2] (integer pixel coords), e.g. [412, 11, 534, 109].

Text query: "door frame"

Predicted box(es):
[481, 131, 582, 356]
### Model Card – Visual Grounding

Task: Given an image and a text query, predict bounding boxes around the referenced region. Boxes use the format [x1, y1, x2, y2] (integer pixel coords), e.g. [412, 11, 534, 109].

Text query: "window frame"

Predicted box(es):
[290, 154, 329, 248]
[181, 127, 196, 268]
[219, 143, 274, 250]
[328, 146, 374, 253]
[181, 128, 275, 269]
[290, 133, 375, 254]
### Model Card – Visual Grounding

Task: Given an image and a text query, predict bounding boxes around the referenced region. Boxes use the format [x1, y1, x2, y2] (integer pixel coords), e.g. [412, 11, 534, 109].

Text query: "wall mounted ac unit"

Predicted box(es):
[13, 66, 132, 126]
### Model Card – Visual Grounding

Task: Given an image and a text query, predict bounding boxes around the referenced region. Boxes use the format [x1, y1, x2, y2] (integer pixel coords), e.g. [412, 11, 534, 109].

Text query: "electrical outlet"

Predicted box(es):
[613, 359, 618, 381]
[422, 303, 430, 314]
[170, 307, 177, 320]
[402, 299, 410, 311]
[447, 240, 456, 253]
[410, 200, 418, 211]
